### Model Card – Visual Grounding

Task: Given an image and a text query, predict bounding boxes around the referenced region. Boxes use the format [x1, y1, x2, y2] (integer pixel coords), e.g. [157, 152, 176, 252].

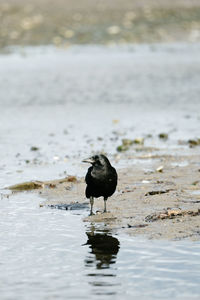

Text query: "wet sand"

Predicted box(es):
[6, 147, 200, 241]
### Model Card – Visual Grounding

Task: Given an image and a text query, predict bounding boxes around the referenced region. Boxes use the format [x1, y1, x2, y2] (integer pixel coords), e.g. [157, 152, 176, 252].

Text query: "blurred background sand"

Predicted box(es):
[1, 0, 200, 48]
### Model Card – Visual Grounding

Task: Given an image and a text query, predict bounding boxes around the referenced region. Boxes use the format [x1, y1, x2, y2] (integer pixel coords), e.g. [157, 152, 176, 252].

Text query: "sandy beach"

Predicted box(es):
[7, 145, 200, 241]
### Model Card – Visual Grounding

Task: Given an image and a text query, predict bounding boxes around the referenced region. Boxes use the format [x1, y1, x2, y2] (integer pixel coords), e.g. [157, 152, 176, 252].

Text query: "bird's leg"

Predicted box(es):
[89, 197, 94, 216]
[103, 198, 107, 213]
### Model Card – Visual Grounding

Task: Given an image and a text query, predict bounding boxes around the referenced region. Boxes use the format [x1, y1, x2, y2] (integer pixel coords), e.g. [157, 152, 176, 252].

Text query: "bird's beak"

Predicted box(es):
[82, 157, 94, 164]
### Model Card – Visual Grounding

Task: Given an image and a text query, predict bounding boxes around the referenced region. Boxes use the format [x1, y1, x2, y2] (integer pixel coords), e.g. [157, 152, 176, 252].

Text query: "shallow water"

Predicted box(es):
[0, 43, 200, 299]
[0, 192, 200, 300]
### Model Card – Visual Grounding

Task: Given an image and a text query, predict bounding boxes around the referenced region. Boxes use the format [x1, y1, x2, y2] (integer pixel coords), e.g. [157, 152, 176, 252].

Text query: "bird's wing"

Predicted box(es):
[85, 166, 93, 184]
[110, 167, 118, 182]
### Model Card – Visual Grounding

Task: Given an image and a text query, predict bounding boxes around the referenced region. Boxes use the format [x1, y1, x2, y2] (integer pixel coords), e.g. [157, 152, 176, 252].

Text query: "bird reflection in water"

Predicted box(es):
[84, 226, 120, 295]
[84, 226, 120, 270]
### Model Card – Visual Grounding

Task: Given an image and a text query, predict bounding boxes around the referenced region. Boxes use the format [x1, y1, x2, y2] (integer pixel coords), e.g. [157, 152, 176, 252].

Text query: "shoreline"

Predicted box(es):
[5, 150, 200, 241]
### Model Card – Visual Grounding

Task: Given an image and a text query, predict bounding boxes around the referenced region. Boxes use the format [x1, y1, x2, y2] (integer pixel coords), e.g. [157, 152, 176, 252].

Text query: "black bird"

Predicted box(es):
[82, 154, 118, 215]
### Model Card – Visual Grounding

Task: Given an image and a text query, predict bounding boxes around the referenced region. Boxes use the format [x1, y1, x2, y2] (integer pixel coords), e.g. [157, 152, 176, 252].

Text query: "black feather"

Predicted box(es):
[83, 154, 118, 214]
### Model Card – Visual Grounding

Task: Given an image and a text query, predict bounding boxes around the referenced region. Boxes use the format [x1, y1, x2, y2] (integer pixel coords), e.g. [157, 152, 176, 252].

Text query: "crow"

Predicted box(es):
[82, 154, 118, 215]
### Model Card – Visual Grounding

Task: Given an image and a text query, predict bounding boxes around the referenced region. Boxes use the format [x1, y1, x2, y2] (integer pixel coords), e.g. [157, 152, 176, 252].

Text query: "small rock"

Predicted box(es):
[30, 146, 39, 151]
[145, 189, 172, 196]
[188, 139, 200, 147]
[133, 137, 144, 145]
[116, 145, 129, 152]
[48, 183, 56, 188]
[192, 181, 199, 186]
[156, 166, 164, 172]
[66, 176, 77, 182]
[158, 133, 168, 140]
[122, 139, 134, 146]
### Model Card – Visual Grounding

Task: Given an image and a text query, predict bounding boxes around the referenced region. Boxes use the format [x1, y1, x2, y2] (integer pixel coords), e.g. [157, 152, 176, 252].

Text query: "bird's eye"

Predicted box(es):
[95, 158, 102, 166]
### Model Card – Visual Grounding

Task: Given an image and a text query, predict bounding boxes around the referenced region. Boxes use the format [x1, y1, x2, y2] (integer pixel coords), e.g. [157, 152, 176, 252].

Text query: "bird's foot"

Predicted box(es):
[89, 212, 95, 216]
[96, 210, 106, 214]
